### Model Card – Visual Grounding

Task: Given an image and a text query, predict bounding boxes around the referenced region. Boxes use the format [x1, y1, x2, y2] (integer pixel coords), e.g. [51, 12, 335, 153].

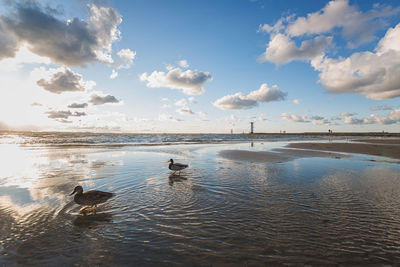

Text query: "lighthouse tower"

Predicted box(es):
[250, 122, 254, 134]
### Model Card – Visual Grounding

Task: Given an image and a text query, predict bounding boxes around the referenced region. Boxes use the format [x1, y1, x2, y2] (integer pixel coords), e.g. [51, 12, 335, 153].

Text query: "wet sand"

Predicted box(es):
[219, 139, 400, 163]
[219, 148, 348, 163]
[287, 140, 400, 160]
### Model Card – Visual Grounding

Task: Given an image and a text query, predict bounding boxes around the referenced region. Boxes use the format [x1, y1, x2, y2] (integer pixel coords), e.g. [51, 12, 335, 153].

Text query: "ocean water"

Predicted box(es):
[1, 132, 400, 265]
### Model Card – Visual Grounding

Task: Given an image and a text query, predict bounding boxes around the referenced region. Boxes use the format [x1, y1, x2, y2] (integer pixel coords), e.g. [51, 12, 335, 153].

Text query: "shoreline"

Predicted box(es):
[220, 139, 400, 163]
[1, 130, 400, 137]
[219, 148, 349, 163]
[287, 140, 400, 160]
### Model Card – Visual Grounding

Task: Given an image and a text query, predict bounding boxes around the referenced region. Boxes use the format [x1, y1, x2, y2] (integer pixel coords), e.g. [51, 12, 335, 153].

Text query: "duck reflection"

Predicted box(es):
[168, 174, 188, 186]
[72, 212, 113, 227]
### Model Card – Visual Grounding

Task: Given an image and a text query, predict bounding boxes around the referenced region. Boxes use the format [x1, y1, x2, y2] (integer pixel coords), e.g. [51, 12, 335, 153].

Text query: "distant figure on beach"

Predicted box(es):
[69, 185, 115, 215]
[168, 159, 188, 175]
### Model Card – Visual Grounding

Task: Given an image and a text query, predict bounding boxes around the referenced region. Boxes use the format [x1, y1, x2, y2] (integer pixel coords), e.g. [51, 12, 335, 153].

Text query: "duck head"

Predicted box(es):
[69, 185, 83, 196]
[168, 159, 174, 164]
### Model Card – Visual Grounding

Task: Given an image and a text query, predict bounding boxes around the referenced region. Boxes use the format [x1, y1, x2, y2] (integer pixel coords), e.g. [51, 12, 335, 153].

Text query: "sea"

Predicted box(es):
[1, 131, 400, 265]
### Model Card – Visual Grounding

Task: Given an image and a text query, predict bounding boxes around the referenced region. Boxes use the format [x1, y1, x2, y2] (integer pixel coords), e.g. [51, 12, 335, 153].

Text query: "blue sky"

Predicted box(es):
[0, 0, 399, 133]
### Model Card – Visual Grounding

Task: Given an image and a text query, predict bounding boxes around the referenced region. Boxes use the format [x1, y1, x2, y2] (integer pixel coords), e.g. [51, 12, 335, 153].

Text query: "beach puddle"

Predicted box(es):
[1, 141, 400, 265]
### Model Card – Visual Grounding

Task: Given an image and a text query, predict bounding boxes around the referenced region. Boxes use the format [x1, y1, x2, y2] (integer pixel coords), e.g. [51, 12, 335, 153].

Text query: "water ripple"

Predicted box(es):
[1, 145, 400, 265]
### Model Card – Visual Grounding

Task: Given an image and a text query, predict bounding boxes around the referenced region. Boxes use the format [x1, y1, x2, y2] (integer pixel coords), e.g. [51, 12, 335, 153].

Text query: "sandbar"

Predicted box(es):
[219, 148, 347, 163]
[287, 141, 400, 160]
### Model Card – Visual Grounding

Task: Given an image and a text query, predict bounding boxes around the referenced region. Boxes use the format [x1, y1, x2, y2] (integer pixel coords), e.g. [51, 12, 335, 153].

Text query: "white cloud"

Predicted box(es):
[310, 115, 330, 125]
[178, 59, 189, 68]
[259, 33, 332, 64]
[213, 93, 257, 110]
[246, 84, 287, 102]
[46, 110, 87, 123]
[342, 109, 400, 125]
[371, 104, 393, 111]
[293, 99, 300, 104]
[0, 46, 51, 72]
[115, 48, 136, 69]
[30, 102, 43, 107]
[110, 69, 118, 79]
[262, 0, 400, 46]
[89, 93, 120, 105]
[140, 67, 212, 95]
[176, 107, 194, 115]
[158, 113, 183, 122]
[36, 67, 95, 94]
[174, 98, 187, 107]
[197, 111, 208, 120]
[0, 3, 124, 66]
[281, 113, 309, 123]
[213, 83, 287, 110]
[312, 23, 400, 100]
[251, 113, 268, 121]
[188, 97, 197, 104]
[68, 103, 88, 109]
[340, 112, 357, 117]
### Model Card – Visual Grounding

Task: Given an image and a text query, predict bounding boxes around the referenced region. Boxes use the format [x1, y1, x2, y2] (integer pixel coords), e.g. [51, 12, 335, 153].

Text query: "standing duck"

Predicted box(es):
[69, 185, 115, 215]
[168, 158, 188, 175]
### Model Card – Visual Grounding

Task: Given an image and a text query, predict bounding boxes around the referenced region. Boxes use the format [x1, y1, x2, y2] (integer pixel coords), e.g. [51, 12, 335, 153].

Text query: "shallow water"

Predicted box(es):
[1, 139, 400, 265]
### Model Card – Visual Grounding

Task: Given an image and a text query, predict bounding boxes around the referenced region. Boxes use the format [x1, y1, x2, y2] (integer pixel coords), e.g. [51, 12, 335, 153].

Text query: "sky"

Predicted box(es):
[0, 0, 399, 133]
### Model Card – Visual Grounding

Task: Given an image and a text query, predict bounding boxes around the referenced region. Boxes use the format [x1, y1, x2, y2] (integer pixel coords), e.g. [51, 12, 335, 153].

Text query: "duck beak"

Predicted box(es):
[69, 189, 76, 196]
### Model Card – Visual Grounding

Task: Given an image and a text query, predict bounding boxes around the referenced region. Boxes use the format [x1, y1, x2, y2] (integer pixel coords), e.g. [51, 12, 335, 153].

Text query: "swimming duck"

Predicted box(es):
[69, 185, 115, 214]
[168, 158, 188, 175]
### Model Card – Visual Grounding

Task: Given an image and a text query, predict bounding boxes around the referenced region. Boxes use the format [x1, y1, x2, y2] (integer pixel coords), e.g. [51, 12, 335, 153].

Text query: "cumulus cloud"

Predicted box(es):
[342, 109, 400, 125]
[46, 110, 87, 122]
[30, 102, 42, 107]
[110, 69, 118, 79]
[213, 83, 287, 110]
[174, 98, 187, 107]
[178, 59, 189, 68]
[250, 113, 268, 121]
[259, 0, 400, 100]
[176, 107, 194, 115]
[340, 112, 357, 117]
[259, 33, 332, 64]
[293, 99, 300, 104]
[188, 97, 197, 104]
[261, 0, 400, 46]
[89, 93, 119, 105]
[281, 113, 309, 123]
[158, 113, 183, 122]
[213, 94, 257, 110]
[140, 67, 212, 95]
[68, 102, 88, 109]
[0, 2, 125, 66]
[36, 67, 95, 94]
[310, 115, 331, 125]
[197, 111, 208, 121]
[312, 23, 400, 100]
[115, 48, 136, 69]
[371, 104, 393, 111]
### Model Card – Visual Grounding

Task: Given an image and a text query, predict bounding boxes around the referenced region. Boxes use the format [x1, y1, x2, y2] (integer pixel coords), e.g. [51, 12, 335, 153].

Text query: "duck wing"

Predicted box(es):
[78, 190, 115, 205]
[169, 163, 188, 170]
